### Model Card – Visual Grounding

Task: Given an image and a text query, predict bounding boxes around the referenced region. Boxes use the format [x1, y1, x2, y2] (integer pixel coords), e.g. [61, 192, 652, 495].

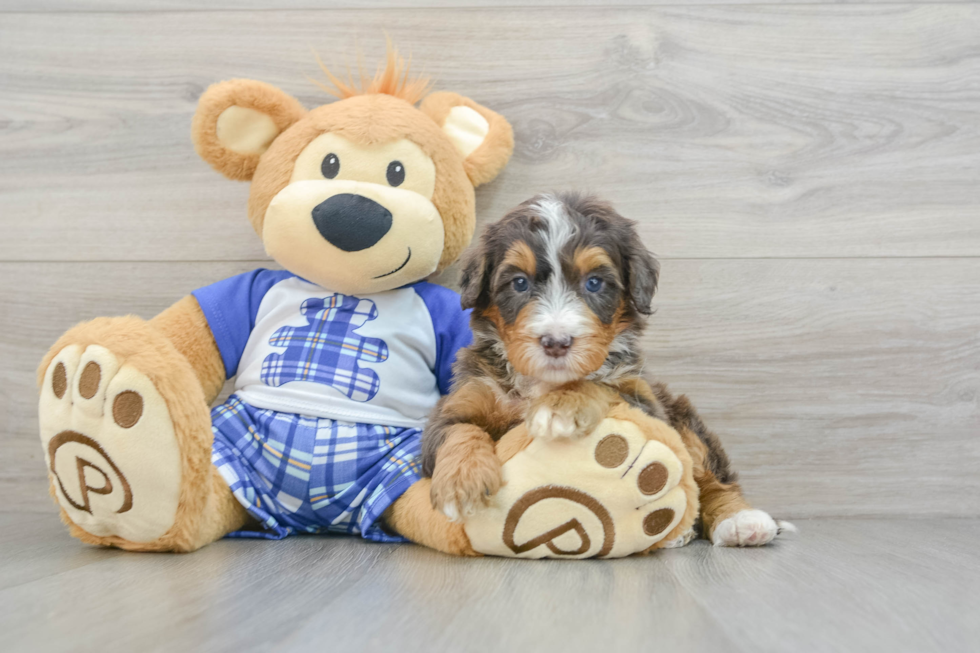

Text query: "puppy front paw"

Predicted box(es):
[527, 404, 581, 440]
[430, 439, 502, 522]
[526, 390, 606, 441]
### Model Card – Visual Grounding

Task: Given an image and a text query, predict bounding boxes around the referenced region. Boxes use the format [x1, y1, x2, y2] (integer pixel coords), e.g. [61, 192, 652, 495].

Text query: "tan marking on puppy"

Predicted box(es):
[697, 473, 753, 539]
[483, 304, 542, 380]
[572, 246, 614, 279]
[674, 425, 752, 539]
[430, 424, 502, 520]
[493, 424, 533, 465]
[501, 240, 537, 277]
[439, 380, 522, 439]
[571, 302, 631, 378]
[614, 376, 661, 408]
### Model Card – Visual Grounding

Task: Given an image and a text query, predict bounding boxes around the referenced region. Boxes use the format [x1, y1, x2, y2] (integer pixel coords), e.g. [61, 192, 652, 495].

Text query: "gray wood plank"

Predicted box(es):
[3, 258, 978, 516]
[4, 1, 971, 11]
[664, 520, 980, 653]
[0, 514, 975, 653]
[2, 6, 979, 261]
[661, 518, 980, 653]
[0, 512, 124, 591]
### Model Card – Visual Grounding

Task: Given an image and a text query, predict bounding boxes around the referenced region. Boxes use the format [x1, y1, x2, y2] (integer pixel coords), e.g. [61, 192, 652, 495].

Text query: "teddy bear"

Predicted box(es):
[36, 47, 700, 557]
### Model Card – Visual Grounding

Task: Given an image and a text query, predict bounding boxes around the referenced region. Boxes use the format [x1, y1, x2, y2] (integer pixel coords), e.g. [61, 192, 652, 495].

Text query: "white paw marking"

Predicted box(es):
[441, 502, 461, 523]
[662, 529, 696, 549]
[39, 345, 182, 543]
[713, 509, 779, 547]
[440, 499, 480, 524]
[528, 405, 578, 441]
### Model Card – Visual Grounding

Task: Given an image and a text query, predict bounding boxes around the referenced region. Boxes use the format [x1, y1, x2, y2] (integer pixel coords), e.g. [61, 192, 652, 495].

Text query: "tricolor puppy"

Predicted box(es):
[423, 192, 786, 547]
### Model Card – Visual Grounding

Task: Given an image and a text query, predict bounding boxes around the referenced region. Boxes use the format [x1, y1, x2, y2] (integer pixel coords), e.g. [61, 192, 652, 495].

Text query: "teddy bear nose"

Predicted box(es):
[311, 193, 393, 252]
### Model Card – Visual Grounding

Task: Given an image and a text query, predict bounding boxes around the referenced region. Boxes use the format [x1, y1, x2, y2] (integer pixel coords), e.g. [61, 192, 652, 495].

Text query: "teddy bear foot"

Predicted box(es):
[464, 405, 699, 559]
[38, 319, 244, 552]
[40, 343, 186, 546]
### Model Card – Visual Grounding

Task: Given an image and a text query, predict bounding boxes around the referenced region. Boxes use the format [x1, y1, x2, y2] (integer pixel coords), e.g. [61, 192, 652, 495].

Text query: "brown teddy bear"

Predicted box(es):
[37, 47, 515, 554]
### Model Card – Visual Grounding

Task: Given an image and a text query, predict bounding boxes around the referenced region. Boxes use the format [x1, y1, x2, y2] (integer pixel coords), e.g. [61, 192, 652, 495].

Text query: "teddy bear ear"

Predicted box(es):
[192, 79, 307, 181]
[419, 91, 514, 187]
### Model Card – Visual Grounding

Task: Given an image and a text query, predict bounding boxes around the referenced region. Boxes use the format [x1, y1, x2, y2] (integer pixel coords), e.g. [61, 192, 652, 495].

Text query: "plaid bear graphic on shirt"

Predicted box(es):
[261, 295, 389, 402]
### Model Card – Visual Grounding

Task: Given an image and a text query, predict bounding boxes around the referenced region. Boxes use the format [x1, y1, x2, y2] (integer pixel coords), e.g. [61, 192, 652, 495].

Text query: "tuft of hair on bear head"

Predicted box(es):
[311, 38, 433, 105]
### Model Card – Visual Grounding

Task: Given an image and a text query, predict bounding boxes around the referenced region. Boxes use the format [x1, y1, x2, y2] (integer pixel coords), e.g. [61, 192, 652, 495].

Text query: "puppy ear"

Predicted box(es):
[626, 244, 660, 315]
[459, 243, 491, 310]
[192, 79, 306, 181]
[419, 91, 514, 187]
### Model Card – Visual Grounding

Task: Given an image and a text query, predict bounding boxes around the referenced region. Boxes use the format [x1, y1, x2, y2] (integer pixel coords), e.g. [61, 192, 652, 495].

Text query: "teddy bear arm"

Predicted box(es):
[149, 295, 226, 404]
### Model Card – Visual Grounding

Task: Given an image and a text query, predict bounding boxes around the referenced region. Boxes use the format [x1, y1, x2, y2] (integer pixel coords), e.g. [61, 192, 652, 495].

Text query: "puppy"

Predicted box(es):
[423, 192, 783, 547]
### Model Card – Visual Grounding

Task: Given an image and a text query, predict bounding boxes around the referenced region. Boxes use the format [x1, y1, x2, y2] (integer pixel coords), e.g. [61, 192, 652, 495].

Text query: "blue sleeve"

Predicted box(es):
[412, 282, 473, 395]
[191, 269, 294, 378]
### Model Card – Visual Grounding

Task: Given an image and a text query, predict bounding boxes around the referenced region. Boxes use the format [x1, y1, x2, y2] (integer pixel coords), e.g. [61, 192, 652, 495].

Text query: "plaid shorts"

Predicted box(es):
[210, 395, 423, 542]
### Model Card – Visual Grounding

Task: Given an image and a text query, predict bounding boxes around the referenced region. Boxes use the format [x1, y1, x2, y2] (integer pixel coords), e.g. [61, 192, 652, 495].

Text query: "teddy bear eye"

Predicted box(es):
[386, 161, 405, 187]
[321, 153, 340, 179]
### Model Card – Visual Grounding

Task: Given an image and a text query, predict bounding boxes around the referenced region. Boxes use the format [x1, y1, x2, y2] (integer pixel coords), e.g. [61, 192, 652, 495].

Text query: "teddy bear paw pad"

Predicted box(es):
[464, 417, 690, 559]
[39, 345, 183, 543]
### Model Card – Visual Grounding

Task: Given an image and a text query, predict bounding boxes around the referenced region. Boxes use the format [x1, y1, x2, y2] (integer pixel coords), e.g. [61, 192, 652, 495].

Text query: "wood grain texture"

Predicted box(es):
[0, 512, 976, 653]
[4, 259, 978, 516]
[5, 0, 972, 11]
[1, 6, 979, 261]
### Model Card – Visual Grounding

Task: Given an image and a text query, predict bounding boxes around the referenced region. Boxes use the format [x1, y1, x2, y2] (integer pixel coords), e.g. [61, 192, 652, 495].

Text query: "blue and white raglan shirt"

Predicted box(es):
[191, 269, 472, 542]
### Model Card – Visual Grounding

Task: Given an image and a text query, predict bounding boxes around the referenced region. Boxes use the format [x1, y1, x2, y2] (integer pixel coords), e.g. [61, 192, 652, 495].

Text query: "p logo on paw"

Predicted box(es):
[39, 345, 184, 543]
[464, 415, 694, 559]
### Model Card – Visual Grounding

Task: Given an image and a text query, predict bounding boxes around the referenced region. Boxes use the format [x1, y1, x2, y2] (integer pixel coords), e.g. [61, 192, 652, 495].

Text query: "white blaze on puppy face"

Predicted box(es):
[524, 197, 592, 383]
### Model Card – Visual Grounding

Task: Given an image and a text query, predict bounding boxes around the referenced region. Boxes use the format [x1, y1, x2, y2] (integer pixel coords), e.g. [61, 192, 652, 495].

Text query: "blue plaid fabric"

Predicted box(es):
[210, 394, 422, 542]
[261, 295, 389, 402]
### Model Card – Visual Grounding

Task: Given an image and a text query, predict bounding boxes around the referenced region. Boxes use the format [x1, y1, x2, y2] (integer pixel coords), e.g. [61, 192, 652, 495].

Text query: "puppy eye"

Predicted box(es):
[585, 276, 604, 293]
[386, 161, 405, 187]
[512, 276, 530, 293]
[321, 153, 340, 179]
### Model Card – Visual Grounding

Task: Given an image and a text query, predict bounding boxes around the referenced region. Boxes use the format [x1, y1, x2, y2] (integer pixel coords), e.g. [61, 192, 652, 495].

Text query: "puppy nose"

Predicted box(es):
[312, 193, 393, 252]
[540, 335, 573, 358]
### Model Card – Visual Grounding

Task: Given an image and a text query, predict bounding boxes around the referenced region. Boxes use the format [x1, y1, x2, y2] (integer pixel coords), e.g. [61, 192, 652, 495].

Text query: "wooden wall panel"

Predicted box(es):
[1, 7, 978, 261]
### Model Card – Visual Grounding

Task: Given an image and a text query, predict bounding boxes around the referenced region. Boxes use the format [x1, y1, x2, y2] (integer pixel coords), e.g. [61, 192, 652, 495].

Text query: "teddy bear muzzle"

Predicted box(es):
[262, 179, 446, 295]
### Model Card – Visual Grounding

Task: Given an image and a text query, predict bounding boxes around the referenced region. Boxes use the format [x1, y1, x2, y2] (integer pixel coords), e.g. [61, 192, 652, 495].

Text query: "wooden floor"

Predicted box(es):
[1, 513, 976, 653]
[1, 1, 979, 651]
